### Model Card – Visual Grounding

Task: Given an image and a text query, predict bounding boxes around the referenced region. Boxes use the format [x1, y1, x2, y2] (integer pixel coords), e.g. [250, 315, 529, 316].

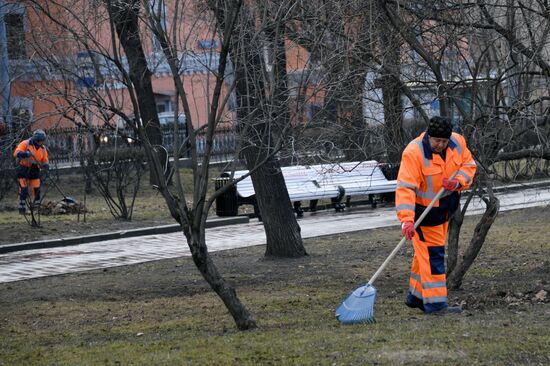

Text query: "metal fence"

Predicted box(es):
[45, 125, 237, 167]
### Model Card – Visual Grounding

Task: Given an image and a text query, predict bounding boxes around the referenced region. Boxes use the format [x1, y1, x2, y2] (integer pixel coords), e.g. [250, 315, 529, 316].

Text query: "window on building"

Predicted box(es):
[156, 103, 166, 113]
[5, 13, 26, 59]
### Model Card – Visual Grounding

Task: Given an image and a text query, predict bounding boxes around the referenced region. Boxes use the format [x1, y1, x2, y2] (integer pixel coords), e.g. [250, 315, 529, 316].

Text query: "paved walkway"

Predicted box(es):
[1, 184, 549, 283]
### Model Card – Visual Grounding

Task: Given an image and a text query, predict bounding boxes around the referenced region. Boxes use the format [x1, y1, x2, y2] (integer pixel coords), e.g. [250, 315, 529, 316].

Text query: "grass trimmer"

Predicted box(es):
[335, 171, 458, 324]
[44, 170, 73, 202]
[27, 151, 73, 202]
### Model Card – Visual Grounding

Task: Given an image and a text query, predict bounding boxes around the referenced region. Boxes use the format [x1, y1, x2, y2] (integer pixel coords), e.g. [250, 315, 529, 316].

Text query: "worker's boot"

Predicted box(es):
[405, 293, 425, 312]
[428, 306, 463, 315]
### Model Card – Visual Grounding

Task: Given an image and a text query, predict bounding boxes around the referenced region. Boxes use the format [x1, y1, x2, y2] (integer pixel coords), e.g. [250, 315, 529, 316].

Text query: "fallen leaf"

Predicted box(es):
[534, 289, 547, 301]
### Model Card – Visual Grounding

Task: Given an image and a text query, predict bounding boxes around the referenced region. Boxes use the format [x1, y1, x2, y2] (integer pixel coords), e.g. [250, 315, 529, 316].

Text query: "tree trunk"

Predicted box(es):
[337, 71, 367, 161]
[447, 196, 500, 289]
[255, 17, 306, 257]
[380, 69, 404, 163]
[323, 19, 367, 162]
[106, 0, 161, 147]
[105, 0, 163, 186]
[188, 227, 256, 330]
[243, 147, 305, 257]
[446, 205, 464, 276]
[377, 1, 404, 163]
[107, 0, 256, 330]
[220, 2, 306, 257]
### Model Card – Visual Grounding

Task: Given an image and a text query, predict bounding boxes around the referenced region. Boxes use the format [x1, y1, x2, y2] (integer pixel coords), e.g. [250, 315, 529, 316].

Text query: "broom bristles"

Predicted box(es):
[335, 284, 377, 324]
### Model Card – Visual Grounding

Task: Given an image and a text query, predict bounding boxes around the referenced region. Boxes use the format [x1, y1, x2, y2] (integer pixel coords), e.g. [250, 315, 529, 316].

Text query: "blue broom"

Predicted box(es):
[335, 172, 458, 324]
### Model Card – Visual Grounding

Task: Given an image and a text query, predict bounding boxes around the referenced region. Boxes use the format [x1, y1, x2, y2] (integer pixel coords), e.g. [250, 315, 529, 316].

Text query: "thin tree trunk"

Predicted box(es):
[447, 188, 477, 275]
[337, 70, 367, 161]
[188, 229, 256, 330]
[447, 196, 499, 289]
[446, 207, 463, 276]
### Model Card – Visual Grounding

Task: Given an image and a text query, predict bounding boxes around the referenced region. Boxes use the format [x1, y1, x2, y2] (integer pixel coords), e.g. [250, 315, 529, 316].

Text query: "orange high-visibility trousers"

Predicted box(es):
[18, 177, 41, 207]
[406, 222, 449, 313]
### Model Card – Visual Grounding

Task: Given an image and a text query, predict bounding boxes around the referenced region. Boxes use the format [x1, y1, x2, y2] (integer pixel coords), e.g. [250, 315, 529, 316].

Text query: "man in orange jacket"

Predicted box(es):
[13, 129, 50, 214]
[396, 116, 476, 314]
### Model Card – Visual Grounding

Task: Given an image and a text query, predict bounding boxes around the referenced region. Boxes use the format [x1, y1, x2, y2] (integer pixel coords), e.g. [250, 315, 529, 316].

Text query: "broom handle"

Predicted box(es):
[366, 171, 458, 286]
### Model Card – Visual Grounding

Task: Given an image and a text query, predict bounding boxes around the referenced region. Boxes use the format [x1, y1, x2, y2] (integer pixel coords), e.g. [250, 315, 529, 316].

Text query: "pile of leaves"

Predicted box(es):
[39, 197, 88, 215]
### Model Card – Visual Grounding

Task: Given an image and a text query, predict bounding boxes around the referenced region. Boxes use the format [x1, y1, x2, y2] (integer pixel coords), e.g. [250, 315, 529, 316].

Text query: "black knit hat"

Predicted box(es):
[427, 116, 452, 139]
[32, 129, 47, 142]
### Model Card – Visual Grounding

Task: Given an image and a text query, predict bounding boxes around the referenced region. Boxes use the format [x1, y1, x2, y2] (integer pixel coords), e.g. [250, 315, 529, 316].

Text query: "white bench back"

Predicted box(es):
[230, 161, 396, 201]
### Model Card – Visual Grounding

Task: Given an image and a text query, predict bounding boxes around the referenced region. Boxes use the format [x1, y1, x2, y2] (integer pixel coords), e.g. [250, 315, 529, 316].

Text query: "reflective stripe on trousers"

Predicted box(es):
[408, 221, 449, 313]
[18, 178, 41, 202]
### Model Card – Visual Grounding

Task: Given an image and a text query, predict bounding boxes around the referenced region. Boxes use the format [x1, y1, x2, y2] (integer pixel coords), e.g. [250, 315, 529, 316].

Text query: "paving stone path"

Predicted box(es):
[1, 185, 549, 283]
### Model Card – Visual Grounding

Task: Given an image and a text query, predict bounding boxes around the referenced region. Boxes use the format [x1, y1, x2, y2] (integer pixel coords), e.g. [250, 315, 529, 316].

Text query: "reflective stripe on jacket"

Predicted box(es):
[13, 139, 49, 168]
[396, 132, 477, 225]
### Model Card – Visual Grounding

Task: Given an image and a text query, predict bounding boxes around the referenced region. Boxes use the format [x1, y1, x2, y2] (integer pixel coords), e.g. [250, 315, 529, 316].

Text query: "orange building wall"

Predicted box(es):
[10, 0, 321, 134]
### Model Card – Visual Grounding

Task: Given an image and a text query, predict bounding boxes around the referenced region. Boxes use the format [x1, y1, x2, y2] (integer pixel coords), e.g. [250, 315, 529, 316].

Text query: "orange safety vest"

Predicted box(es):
[396, 132, 477, 225]
[13, 139, 49, 168]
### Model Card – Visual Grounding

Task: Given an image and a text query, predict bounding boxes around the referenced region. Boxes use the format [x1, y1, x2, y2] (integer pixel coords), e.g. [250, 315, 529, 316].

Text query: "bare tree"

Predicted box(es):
[81, 145, 146, 220]
[285, 1, 410, 163]
[25, 0, 256, 329]
[375, 0, 405, 162]
[210, 0, 307, 257]
[107, 0, 259, 329]
[0, 122, 15, 204]
[376, 0, 549, 287]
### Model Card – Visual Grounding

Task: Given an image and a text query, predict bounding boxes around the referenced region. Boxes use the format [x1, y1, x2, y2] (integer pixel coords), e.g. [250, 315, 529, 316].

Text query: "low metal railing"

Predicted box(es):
[44, 125, 237, 167]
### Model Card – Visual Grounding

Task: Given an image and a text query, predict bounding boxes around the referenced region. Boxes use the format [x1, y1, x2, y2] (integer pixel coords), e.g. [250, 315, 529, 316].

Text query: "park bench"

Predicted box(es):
[214, 161, 398, 218]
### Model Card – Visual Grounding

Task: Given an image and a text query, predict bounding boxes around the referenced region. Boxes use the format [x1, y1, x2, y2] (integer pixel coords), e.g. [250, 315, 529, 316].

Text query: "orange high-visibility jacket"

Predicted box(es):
[13, 139, 49, 168]
[396, 132, 477, 225]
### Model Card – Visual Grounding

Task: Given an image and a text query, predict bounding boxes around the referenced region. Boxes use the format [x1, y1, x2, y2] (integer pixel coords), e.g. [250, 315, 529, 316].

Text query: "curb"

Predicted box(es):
[0, 216, 249, 254]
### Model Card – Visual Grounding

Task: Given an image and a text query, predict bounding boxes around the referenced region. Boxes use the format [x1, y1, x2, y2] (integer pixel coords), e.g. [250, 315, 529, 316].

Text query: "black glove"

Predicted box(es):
[17, 151, 31, 158]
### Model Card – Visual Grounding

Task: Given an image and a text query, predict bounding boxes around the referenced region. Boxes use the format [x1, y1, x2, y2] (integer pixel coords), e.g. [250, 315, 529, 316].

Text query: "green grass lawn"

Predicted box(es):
[0, 207, 548, 365]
